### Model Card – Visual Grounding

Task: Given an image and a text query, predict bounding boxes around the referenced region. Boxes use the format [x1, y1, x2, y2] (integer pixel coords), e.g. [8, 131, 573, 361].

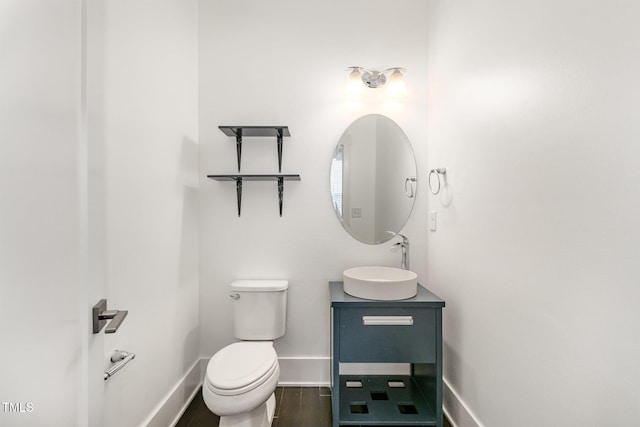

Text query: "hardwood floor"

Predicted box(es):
[176, 386, 452, 427]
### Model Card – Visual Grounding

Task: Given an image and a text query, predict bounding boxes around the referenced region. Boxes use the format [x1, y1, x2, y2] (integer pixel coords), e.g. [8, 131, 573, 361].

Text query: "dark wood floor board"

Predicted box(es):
[274, 386, 332, 427]
[176, 386, 451, 427]
[273, 386, 285, 422]
[174, 388, 219, 427]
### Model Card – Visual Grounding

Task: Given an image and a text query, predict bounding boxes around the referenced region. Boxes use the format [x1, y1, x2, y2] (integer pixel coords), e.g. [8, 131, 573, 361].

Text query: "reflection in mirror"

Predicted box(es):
[330, 114, 417, 244]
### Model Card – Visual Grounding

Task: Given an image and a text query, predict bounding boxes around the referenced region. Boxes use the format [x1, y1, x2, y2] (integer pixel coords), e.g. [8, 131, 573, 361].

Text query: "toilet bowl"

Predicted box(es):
[203, 342, 279, 426]
[203, 280, 288, 427]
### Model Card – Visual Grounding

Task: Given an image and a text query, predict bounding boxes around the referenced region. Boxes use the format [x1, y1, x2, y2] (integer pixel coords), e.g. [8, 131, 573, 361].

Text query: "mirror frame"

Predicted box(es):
[329, 114, 417, 244]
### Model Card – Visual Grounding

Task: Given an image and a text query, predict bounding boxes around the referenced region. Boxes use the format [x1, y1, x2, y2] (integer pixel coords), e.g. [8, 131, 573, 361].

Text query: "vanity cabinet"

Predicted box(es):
[330, 281, 445, 426]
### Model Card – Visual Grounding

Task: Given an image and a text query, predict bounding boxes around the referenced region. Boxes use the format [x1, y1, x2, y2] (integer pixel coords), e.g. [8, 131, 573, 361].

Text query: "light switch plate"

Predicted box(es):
[429, 211, 437, 231]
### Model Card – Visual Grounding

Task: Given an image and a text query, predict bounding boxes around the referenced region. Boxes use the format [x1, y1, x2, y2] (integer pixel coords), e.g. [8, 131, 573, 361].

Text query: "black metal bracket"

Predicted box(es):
[277, 176, 284, 216]
[207, 174, 300, 217]
[218, 126, 290, 172]
[236, 177, 243, 216]
[276, 130, 284, 173]
[235, 130, 243, 172]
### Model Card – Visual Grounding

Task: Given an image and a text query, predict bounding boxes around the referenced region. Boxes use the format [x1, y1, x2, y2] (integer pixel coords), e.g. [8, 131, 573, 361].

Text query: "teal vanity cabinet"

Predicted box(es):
[330, 281, 445, 426]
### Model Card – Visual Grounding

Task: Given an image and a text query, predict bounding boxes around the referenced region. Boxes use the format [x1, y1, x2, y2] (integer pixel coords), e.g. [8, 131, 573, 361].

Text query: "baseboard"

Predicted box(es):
[443, 377, 484, 427]
[277, 356, 331, 386]
[140, 359, 202, 427]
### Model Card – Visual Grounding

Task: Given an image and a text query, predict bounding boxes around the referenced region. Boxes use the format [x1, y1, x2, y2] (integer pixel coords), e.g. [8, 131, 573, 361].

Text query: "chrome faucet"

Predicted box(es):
[390, 233, 410, 270]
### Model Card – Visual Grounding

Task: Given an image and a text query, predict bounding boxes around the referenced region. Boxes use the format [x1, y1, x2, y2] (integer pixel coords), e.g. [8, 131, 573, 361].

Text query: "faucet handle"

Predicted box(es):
[396, 233, 409, 245]
[386, 231, 408, 241]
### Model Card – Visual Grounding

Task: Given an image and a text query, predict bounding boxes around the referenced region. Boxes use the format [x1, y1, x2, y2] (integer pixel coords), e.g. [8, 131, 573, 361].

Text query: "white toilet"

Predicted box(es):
[203, 280, 288, 427]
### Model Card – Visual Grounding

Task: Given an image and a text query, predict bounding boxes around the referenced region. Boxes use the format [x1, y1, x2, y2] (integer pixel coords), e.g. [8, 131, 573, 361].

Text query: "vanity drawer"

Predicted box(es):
[338, 307, 437, 363]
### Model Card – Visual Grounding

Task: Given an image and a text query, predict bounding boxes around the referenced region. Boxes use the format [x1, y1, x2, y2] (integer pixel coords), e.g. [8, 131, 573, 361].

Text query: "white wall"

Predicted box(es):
[344, 120, 377, 242]
[426, 0, 640, 425]
[0, 1, 87, 425]
[199, 0, 430, 382]
[375, 118, 416, 243]
[87, 0, 200, 425]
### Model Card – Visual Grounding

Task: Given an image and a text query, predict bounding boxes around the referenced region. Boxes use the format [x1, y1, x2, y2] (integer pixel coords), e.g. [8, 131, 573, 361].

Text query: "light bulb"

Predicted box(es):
[387, 69, 406, 94]
[346, 68, 364, 95]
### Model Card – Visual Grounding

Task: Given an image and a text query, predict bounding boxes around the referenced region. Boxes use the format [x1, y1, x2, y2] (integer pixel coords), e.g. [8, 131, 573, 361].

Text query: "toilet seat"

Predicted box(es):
[206, 342, 278, 397]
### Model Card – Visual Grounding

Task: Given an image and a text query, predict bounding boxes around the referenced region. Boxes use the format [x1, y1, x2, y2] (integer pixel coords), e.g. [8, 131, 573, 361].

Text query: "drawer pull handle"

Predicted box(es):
[362, 316, 413, 326]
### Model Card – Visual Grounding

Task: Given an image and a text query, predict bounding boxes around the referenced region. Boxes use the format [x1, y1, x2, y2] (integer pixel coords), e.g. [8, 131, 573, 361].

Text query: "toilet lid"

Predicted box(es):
[207, 342, 278, 391]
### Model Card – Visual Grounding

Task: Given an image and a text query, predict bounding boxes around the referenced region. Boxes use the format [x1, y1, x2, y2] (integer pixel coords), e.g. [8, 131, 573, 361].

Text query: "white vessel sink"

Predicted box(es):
[343, 266, 418, 301]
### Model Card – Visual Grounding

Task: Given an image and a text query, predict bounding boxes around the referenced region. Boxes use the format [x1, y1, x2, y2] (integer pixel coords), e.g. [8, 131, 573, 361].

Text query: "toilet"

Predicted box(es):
[203, 280, 288, 427]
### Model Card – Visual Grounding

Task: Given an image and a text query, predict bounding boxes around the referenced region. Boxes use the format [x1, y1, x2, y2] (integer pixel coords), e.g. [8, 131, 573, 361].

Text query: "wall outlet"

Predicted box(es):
[429, 211, 437, 231]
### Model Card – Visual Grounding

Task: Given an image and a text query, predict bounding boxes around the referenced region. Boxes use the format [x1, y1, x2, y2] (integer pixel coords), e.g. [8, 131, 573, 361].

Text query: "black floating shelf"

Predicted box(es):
[218, 126, 290, 172]
[207, 174, 301, 217]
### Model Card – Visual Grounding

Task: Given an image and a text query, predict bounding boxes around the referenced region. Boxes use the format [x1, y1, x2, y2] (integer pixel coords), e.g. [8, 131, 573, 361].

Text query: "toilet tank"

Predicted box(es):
[230, 280, 288, 340]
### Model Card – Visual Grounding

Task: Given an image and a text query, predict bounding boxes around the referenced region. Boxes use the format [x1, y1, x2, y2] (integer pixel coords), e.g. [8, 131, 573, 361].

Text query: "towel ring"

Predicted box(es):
[428, 168, 447, 195]
[404, 177, 416, 198]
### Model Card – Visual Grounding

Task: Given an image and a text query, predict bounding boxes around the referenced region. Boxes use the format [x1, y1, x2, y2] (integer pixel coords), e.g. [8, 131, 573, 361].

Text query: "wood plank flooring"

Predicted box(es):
[176, 386, 452, 427]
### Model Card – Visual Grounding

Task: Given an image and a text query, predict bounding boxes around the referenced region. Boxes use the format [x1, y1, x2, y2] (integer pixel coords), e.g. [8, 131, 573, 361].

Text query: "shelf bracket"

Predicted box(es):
[235, 177, 243, 216]
[207, 174, 300, 217]
[235, 130, 243, 172]
[218, 126, 290, 172]
[277, 129, 283, 173]
[277, 176, 284, 216]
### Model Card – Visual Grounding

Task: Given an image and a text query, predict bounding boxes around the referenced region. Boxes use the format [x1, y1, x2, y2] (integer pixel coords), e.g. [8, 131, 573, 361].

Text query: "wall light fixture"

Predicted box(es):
[348, 66, 406, 89]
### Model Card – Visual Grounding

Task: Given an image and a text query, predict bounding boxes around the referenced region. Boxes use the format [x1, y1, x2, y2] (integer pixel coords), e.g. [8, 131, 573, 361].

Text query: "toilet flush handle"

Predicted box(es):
[229, 293, 240, 300]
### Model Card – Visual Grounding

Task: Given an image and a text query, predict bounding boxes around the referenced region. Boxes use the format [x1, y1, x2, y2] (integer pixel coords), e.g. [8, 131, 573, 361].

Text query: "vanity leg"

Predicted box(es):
[331, 308, 341, 426]
[435, 309, 443, 427]
[410, 310, 443, 426]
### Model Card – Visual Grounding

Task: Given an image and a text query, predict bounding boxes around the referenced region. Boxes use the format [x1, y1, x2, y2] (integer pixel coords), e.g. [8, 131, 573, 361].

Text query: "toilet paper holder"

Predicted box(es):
[104, 350, 136, 381]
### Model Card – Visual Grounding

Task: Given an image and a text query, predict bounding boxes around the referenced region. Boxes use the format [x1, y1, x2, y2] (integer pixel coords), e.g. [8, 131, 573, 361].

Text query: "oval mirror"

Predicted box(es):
[330, 114, 417, 244]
